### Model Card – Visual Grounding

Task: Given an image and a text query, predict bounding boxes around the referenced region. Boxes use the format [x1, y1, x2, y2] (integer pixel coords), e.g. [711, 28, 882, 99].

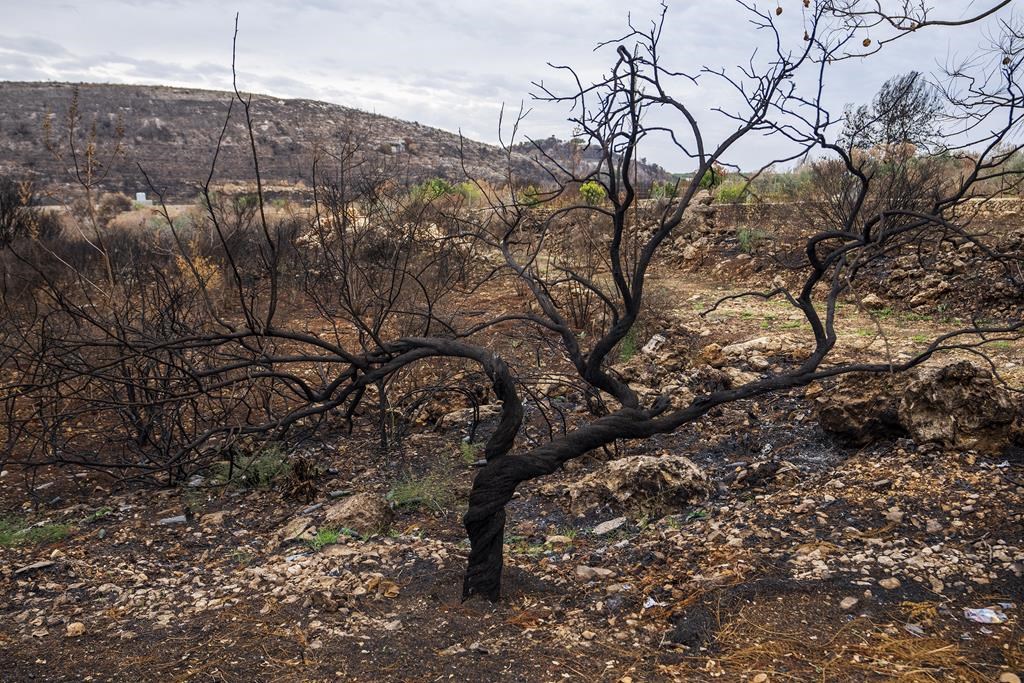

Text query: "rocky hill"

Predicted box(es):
[0, 82, 671, 201]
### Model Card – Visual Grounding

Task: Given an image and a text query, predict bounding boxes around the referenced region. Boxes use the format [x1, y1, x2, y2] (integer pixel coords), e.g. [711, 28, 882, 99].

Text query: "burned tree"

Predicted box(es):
[1, 1, 1022, 602]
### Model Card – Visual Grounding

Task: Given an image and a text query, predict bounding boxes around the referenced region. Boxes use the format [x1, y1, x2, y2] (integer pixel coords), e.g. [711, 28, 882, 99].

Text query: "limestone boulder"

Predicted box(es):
[814, 374, 905, 445]
[898, 360, 1019, 454]
[566, 454, 711, 517]
[323, 493, 393, 536]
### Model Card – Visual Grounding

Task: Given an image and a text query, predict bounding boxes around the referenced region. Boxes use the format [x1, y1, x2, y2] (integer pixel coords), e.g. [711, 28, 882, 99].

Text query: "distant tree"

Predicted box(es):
[842, 71, 944, 151]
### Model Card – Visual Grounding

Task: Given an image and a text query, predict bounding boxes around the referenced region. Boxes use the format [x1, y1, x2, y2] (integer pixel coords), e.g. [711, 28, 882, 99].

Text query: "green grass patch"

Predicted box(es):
[458, 441, 483, 465]
[82, 506, 113, 524]
[307, 527, 341, 551]
[387, 465, 457, 512]
[0, 517, 70, 547]
[616, 326, 640, 363]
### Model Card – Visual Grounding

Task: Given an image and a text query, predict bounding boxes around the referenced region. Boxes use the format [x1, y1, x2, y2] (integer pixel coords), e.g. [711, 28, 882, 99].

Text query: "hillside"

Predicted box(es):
[0, 82, 671, 200]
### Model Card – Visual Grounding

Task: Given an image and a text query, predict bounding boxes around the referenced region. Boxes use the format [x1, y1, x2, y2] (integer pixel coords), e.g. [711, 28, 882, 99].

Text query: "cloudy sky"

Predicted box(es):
[0, 1, 1014, 171]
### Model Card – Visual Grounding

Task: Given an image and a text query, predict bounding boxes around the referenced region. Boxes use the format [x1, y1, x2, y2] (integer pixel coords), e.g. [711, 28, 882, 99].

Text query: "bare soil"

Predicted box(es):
[1, 246, 1022, 682]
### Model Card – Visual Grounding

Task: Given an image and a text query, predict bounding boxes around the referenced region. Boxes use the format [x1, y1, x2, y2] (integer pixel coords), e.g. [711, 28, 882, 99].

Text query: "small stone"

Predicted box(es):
[593, 517, 627, 536]
[840, 597, 859, 611]
[925, 519, 943, 534]
[200, 511, 227, 527]
[879, 577, 901, 590]
[998, 673, 1021, 683]
[752, 675, 769, 683]
[14, 560, 56, 576]
[158, 515, 188, 526]
[862, 293, 886, 311]
[66, 622, 86, 637]
[575, 565, 615, 581]
[885, 507, 904, 524]
[278, 516, 315, 545]
[582, 630, 596, 640]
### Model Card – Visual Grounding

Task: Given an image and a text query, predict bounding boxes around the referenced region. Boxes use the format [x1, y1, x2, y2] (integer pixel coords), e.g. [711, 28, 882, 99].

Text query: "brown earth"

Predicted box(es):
[1, 208, 1022, 681]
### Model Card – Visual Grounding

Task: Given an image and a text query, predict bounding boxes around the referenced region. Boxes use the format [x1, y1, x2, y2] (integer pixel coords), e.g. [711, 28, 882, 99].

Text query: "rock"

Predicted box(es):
[885, 507, 904, 524]
[727, 459, 797, 489]
[566, 454, 711, 517]
[323, 493, 393, 536]
[925, 518, 943, 534]
[721, 335, 804, 359]
[575, 565, 616, 581]
[158, 515, 188, 526]
[879, 577, 901, 590]
[862, 293, 887, 310]
[722, 367, 760, 387]
[840, 597, 859, 611]
[816, 361, 1022, 453]
[582, 630, 596, 640]
[278, 516, 315, 545]
[437, 404, 501, 430]
[545, 535, 574, 545]
[698, 343, 725, 368]
[592, 517, 627, 536]
[899, 360, 1020, 455]
[815, 374, 906, 445]
[14, 560, 56, 576]
[908, 280, 951, 308]
[999, 673, 1021, 683]
[199, 511, 227, 527]
[748, 355, 770, 371]
[641, 334, 668, 355]
[66, 622, 86, 637]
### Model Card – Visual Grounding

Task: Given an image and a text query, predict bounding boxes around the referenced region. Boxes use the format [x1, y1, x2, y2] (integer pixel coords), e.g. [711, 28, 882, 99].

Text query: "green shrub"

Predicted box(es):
[650, 180, 678, 199]
[698, 167, 721, 189]
[454, 181, 483, 204]
[519, 184, 545, 207]
[412, 177, 455, 202]
[715, 180, 748, 204]
[736, 227, 767, 254]
[579, 180, 607, 205]
[209, 444, 291, 489]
